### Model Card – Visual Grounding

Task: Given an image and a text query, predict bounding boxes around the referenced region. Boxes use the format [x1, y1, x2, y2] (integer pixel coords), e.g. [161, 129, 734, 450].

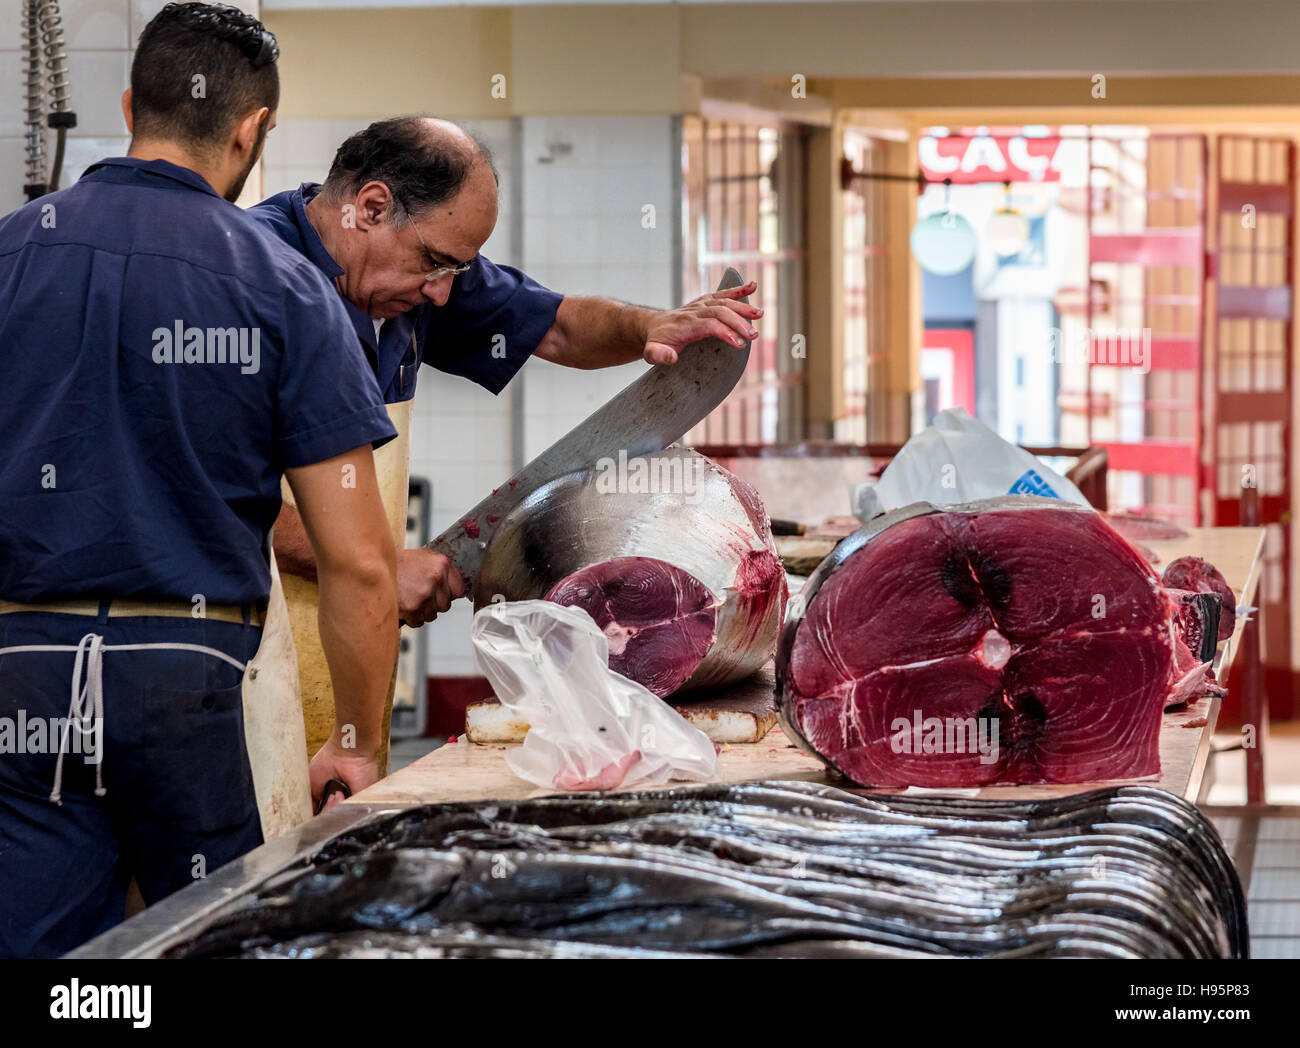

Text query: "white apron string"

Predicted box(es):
[0, 633, 247, 805]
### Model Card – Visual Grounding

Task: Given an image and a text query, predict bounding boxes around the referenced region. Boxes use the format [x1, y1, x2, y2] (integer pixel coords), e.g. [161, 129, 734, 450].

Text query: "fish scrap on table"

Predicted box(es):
[164, 781, 1246, 960]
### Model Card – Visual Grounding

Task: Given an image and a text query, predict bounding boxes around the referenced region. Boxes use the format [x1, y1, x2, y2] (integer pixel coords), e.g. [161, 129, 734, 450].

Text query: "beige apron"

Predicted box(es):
[240, 550, 312, 839]
[279, 399, 413, 774]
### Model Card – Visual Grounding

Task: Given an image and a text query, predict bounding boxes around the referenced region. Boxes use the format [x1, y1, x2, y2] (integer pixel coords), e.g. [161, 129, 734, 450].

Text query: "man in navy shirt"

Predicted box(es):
[0, 4, 398, 956]
[248, 117, 763, 627]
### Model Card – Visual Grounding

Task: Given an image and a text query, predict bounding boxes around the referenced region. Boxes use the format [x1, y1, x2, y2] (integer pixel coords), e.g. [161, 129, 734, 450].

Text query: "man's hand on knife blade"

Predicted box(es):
[397, 548, 465, 627]
[642, 280, 761, 366]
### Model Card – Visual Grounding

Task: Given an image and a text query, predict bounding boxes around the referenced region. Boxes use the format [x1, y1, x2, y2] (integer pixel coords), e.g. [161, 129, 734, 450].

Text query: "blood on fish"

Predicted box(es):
[462, 518, 480, 539]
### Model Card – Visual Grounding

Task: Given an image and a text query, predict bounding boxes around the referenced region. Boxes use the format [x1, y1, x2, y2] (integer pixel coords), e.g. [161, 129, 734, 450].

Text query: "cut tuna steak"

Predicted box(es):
[545, 557, 719, 696]
[777, 496, 1205, 788]
[1163, 556, 1235, 641]
[477, 446, 787, 697]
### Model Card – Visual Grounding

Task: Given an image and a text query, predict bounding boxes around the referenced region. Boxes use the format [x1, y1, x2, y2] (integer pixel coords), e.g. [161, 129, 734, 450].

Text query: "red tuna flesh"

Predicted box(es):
[546, 558, 719, 698]
[777, 497, 1192, 788]
[1163, 556, 1235, 641]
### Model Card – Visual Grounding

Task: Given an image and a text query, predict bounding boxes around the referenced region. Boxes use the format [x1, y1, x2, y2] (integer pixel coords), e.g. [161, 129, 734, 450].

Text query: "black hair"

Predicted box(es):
[130, 3, 279, 151]
[321, 117, 499, 225]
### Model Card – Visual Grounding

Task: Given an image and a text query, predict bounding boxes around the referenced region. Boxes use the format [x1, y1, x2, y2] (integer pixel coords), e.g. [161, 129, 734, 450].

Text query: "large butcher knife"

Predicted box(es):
[428, 267, 752, 599]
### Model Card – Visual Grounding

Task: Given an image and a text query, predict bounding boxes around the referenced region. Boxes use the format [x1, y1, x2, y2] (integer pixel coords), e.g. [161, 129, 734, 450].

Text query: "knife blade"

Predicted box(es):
[427, 267, 751, 599]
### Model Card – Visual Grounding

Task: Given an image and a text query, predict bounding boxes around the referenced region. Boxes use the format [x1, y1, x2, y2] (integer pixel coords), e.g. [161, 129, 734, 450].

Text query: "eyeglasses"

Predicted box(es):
[394, 191, 473, 283]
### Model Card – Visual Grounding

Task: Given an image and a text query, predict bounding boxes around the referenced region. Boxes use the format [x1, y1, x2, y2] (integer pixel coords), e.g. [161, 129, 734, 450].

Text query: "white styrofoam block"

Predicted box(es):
[59, 0, 131, 51]
[65, 51, 130, 136]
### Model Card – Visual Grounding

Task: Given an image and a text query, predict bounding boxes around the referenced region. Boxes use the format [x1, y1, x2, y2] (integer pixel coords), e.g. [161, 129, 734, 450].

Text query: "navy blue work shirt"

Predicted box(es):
[248, 184, 563, 403]
[0, 158, 397, 605]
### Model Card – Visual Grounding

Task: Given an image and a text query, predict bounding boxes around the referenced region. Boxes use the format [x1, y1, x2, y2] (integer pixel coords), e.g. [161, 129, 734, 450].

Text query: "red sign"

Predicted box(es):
[919, 135, 1063, 184]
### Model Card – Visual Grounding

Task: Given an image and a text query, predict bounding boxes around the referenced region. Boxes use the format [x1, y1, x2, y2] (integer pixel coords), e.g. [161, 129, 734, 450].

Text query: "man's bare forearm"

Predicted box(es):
[285, 451, 400, 759]
[536, 296, 655, 369]
[273, 502, 318, 582]
[317, 553, 398, 756]
[534, 283, 761, 370]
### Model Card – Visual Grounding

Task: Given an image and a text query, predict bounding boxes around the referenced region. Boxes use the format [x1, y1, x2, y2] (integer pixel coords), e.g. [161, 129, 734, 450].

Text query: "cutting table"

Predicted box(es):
[353, 525, 1266, 808]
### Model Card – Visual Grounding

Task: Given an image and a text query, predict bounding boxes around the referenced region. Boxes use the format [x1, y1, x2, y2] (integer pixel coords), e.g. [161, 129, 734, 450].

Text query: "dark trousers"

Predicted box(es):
[0, 611, 264, 957]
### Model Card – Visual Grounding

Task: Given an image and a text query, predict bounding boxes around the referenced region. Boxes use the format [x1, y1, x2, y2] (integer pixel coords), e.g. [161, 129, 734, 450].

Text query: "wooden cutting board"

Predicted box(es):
[465, 668, 780, 745]
[776, 535, 838, 575]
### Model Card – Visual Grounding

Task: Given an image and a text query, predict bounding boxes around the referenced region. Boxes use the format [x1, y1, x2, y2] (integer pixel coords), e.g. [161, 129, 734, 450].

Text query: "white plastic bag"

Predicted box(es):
[875, 407, 1089, 511]
[470, 600, 718, 792]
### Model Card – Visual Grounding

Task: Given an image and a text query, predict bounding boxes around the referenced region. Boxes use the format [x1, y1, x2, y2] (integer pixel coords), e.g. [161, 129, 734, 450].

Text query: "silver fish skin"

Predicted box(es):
[476, 445, 787, 693]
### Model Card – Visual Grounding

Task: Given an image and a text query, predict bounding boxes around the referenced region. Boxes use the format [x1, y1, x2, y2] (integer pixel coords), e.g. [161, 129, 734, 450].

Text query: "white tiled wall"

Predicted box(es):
[515, 115, 676, 462]
[0, 0, 169, 215]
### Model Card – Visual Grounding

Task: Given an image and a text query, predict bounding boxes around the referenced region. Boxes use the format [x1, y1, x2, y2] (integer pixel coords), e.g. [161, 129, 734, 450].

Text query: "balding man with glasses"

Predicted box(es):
[248, 116, 762, 762]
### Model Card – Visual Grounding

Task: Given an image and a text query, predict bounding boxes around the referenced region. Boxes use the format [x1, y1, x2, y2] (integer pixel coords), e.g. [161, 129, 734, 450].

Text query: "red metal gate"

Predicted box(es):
[1211, 136, 1295, 719]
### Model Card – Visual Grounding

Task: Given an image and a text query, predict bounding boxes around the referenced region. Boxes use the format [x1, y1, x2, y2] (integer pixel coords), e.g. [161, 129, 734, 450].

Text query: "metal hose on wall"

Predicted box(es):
[23, 0, 77, 202]
[22, 0, 47, 198]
